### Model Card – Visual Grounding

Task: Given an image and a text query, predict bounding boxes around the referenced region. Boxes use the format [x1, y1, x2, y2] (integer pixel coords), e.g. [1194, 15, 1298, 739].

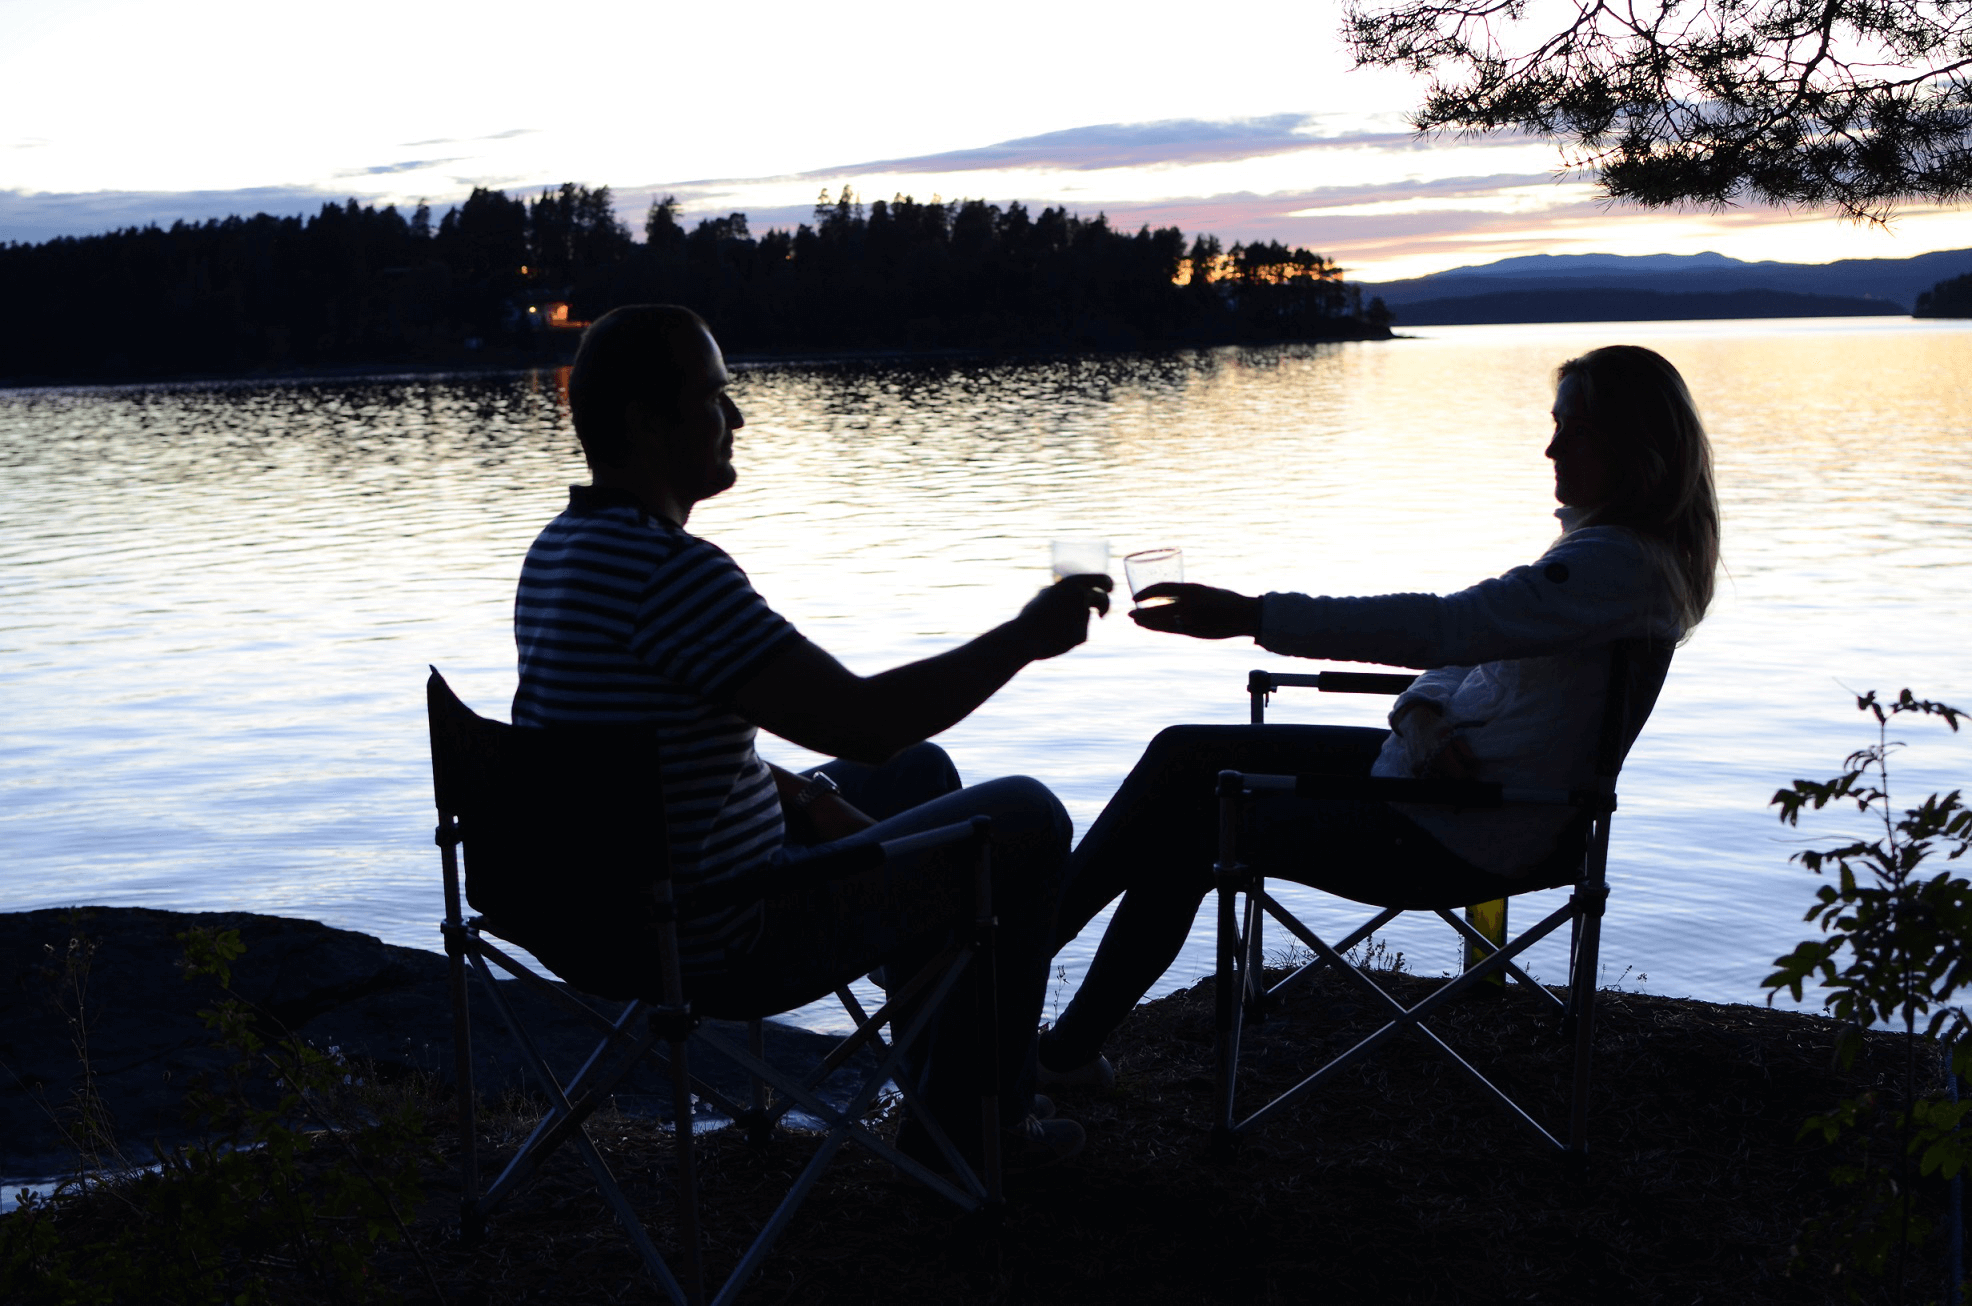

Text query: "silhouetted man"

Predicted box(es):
[513, 304, 1109, 1164]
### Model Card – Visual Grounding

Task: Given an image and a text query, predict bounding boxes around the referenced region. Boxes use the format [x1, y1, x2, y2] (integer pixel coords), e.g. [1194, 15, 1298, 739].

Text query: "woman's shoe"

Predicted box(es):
[1035, 1052, 1115, 1089]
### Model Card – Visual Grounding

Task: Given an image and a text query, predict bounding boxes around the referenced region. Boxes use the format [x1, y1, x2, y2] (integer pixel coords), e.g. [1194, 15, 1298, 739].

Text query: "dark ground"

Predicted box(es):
[378, 968, 1943, 1304]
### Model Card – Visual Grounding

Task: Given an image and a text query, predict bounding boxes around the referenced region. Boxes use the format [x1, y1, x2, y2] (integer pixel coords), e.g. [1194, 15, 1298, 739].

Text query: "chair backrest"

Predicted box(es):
[427, 669, 672, 997]
[1595, 639, 1676, 781]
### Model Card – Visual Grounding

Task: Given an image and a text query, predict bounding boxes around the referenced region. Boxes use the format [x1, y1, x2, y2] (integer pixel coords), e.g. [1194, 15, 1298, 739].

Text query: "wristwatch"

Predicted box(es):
[793, 771, 840, 809]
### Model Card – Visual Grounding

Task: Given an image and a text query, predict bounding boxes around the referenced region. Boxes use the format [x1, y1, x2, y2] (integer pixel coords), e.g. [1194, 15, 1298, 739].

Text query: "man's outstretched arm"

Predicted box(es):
[734, 576, 1111, 764]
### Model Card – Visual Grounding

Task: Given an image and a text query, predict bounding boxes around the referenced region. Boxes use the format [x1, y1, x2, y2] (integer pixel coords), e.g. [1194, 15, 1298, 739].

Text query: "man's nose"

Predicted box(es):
[724, 395, 744, 428]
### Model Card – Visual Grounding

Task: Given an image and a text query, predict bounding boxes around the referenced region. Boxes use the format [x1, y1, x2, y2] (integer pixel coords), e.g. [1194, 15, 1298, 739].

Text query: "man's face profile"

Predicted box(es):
[639, 325, 742, 508]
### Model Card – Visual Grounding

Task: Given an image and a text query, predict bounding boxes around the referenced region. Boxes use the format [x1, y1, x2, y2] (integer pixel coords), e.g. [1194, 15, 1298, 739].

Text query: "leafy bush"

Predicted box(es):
[1766, 689, 1971, 1297]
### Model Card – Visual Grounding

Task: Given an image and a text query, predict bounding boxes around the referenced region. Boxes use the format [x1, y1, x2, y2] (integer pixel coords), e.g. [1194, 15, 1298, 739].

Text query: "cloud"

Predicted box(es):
[338, 158, 463, 178]
[397, 128, 540, 147]
[834, 114, 1422, 175]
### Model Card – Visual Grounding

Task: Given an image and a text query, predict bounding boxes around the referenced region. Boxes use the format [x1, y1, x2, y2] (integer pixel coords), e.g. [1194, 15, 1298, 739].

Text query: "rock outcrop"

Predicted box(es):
[1, 907, 864, 1179]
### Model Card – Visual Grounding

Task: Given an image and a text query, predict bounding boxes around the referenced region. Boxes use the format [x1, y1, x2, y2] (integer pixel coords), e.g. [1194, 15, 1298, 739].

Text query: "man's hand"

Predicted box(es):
[1129, 583, 1261, 640]
[1011, 574, 1113, 660]
[802, 792, 877, 841]
[772, 764, 878, 842]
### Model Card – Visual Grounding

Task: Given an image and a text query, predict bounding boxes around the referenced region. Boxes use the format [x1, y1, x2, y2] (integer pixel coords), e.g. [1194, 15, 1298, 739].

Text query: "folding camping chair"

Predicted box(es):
[1209, 640, 1672, 1173]
[426, 670, 1004, 1306]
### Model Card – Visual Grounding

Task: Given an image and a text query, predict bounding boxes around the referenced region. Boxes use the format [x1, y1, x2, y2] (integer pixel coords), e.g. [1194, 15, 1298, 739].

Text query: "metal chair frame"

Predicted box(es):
[428, 670, 1003, 1306]
[1211, 643, 1668, 1173]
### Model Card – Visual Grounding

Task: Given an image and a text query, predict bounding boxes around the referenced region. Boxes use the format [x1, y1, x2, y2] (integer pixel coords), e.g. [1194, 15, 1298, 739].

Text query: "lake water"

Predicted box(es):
[3, 318, 1969, 1035]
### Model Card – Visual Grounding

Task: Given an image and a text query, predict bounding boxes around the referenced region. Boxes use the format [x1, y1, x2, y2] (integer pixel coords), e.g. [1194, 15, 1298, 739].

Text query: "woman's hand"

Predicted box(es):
[1129, 583, 1261, 640]
[1392, 701, 1479, 781]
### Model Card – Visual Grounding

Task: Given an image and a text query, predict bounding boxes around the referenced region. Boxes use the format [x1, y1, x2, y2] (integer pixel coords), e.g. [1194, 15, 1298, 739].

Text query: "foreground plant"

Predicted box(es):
[1765, 689, 1972, 1299]
[1, 926, 441, 1304]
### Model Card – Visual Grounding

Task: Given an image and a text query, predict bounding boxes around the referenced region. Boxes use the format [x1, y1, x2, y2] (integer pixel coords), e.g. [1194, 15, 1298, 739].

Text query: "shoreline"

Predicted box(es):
[0, 327, 1398, 393]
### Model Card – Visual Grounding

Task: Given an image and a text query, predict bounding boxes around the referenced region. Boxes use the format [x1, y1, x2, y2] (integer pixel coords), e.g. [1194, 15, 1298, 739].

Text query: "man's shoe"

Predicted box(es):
[1002, 1113, 1084, 1170]
[1032, 1093, 1056, 1120]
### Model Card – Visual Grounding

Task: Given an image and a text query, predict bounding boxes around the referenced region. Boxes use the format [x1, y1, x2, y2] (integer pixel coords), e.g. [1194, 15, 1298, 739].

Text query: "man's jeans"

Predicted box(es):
[692, 744, 1072, 1146]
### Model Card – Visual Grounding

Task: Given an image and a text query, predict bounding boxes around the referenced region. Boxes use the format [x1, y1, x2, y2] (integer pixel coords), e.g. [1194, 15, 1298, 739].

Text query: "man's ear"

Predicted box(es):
[620, 398, 664, 453]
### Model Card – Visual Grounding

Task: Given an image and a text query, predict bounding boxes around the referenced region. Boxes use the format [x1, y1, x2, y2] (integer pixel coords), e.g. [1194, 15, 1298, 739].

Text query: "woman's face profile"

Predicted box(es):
[1545, 373, 1616, 510]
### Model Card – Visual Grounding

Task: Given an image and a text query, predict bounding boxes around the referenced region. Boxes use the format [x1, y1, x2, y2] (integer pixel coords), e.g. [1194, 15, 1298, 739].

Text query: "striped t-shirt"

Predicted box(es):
[513, 485, 801, 968]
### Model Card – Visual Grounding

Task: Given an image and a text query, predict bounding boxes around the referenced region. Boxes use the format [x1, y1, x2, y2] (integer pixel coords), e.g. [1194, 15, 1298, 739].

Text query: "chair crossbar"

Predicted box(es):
[1229, 895, 1584, 1145]
[833, 985, 876, 1035]
[1428, 907, 1565, 1011]
[466, 951, 688, 1296]
[785, 941, 962, 1107]
[468, 953, 663, 1212]
[639, 1043, 753, 1126]
[474, 934, 613, 1022]
[1254, 891, 1401, 1001]
[694, 939, 988, 1205]
[1407, 1024, 1566, 1150]
[694, 1017, 984, 1213]
[471, 936, 745, 1124]
[466, 942, 664, 1125]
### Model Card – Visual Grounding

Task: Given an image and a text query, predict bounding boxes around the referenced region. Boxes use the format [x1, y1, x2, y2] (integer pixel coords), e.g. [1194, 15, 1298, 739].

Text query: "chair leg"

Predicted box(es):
[1241, 887, 1268, 1025]
[1212, 773, 1246, 1157]
[449, 946, 481, 1240]
[741, 1019, 772, 1145]
[437, 829, 482, 1242]
[1213, 870, 1246, 1157]
[1566, 880, 1609, 1176]
[971, 823, 1003, 1212]
[667, 1031, 707, 1306]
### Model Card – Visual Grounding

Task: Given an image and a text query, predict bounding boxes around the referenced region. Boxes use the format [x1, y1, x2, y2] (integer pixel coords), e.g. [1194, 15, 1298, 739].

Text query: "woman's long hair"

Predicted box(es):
[1556, 345, 1719, 633]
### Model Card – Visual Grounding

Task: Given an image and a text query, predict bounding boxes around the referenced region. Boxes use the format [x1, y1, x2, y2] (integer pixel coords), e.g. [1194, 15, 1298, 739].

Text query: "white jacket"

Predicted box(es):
[1256, 510, 1682, 874]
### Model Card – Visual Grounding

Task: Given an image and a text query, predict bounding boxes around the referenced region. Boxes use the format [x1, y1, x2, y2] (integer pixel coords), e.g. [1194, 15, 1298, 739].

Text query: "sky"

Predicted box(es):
[5, 0, 1971, 282]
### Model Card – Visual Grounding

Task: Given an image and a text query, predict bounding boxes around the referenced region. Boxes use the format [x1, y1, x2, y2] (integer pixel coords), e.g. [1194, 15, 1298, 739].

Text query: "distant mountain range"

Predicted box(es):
[1360, 249, 1972, 325]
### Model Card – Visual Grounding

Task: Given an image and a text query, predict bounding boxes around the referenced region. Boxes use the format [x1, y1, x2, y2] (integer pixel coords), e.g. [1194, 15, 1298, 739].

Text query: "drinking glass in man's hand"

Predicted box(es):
[1124, 548, 1183, 607]
[1051, 539, 1110, 582]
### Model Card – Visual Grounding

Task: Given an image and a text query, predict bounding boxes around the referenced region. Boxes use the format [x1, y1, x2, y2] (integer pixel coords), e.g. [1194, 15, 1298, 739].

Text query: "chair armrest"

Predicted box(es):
[1247, 668, 1418, 723]
[1249, 669, 1418, 697]
[677, 815, 990, 916]
[1238, 771, 1613, 812]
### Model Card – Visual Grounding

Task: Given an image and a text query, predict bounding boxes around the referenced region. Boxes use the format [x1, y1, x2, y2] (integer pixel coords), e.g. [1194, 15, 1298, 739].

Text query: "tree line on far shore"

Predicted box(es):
[0, 184, 1391, 383]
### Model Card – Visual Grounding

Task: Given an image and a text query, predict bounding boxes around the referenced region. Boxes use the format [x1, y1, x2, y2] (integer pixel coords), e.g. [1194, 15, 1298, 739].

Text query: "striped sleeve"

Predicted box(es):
[630, 538, 798, 699]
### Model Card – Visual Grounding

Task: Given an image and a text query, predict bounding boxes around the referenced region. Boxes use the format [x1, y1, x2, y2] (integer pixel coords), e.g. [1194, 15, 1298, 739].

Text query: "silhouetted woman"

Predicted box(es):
[1038, 344, 1720, 1083]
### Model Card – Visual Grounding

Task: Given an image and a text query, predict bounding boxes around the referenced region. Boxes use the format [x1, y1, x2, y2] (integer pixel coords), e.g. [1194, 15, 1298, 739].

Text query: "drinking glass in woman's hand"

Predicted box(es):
[1129, 583, 1262, 640]
[1123, 547, 1183, 606]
